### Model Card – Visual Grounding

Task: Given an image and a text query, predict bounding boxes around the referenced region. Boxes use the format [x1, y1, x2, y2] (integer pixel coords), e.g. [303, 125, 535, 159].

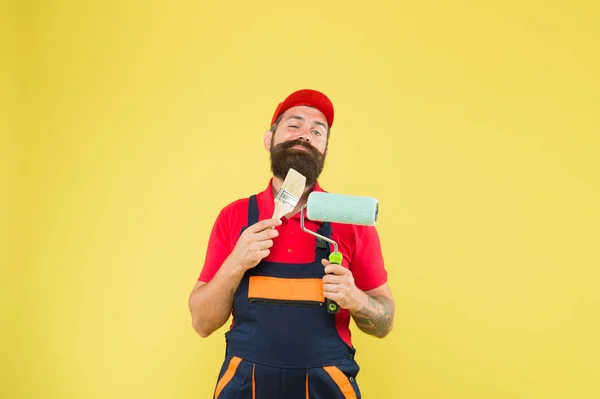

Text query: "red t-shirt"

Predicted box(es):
[198, 179, 388, 347]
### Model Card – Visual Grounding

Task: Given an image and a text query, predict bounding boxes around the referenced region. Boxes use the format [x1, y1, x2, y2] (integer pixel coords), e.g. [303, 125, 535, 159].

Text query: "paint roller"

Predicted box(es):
[300, 191, 379, 314]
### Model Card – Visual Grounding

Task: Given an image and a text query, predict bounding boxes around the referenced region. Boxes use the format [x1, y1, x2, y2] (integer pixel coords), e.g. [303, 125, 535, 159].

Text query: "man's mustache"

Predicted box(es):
[277, 139, 320, 155]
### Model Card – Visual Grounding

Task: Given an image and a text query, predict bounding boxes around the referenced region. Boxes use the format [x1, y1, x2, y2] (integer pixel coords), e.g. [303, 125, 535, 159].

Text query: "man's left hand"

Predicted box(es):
[321, 259, 362, 311]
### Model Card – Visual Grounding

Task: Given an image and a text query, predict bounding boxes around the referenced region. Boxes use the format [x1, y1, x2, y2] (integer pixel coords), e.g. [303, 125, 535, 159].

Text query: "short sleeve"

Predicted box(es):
[350, 225, 388, 291]
[198, 206, 235, 283]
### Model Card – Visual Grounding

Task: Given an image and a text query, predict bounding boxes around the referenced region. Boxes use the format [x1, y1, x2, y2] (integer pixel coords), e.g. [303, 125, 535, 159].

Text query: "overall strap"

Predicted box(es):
[314, 221, 333, 262]
[247, 195, 259, 226]
[239, 195, 259, 237]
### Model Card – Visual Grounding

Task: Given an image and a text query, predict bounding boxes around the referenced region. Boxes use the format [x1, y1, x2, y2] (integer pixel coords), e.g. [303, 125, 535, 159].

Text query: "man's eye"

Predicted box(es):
[312, 130, 322, 136]
[289, 125, 299, 129]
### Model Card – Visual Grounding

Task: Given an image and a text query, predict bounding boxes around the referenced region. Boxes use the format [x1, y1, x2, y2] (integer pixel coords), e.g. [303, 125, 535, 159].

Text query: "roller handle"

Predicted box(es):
[326, 252, 343, 314]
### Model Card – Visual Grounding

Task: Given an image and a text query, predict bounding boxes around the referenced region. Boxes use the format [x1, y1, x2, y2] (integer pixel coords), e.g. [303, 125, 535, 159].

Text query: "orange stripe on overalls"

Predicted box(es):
[323, 366, 357, 399]
[213, 356, 241, 399]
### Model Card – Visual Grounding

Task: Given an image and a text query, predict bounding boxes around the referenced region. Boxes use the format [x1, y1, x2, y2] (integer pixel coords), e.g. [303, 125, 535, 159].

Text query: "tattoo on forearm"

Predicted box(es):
[352, 296, 394, 338]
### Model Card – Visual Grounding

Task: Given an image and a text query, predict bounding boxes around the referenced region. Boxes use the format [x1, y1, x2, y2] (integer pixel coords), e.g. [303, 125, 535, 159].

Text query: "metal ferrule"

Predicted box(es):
[275, 189, 300, 210]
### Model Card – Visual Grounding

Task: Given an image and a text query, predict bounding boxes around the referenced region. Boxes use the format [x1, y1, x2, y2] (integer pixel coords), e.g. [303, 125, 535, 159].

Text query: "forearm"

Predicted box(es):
[348, 290, 395, 338]
[189, 258, 245, 337]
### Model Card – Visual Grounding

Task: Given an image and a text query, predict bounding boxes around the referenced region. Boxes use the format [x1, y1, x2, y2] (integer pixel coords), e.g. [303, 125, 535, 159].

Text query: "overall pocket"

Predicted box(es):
[307, 365, 361, 399]
[247, 276, 325, 308]
[213, 356, 255, 399]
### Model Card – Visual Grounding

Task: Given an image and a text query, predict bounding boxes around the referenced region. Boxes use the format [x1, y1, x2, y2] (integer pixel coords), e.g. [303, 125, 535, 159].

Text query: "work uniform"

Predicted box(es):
[212, 195, 360, 399]
[199, 180, 388, 399]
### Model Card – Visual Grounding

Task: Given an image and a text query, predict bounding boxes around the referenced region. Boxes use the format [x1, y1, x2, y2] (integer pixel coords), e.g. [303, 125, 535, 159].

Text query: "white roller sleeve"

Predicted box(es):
[306, 192, 378, 226]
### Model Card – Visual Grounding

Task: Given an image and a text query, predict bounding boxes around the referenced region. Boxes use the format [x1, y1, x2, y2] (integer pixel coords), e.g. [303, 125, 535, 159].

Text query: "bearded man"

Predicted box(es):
[189, 89, 395, 399]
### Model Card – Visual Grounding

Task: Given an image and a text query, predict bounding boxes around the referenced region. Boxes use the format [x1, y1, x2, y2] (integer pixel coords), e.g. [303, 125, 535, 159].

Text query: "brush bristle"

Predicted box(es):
[280, 168, 306, 199]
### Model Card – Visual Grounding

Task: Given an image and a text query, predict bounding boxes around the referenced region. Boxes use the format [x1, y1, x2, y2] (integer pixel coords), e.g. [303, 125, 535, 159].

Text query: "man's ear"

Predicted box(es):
[263, 130, 273, 152]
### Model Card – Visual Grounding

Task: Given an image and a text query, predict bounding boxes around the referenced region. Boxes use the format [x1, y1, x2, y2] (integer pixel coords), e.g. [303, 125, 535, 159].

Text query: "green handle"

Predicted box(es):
[326, 252, 343, 314]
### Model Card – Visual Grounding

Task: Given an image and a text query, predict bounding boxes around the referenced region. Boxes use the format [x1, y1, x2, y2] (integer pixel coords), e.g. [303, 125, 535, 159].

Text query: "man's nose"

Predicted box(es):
[297, 127, 311, 142]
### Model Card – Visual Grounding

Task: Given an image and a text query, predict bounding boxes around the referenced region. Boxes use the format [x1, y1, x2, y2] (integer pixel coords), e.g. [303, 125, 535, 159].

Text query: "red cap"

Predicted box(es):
[270, 89, 334, 128]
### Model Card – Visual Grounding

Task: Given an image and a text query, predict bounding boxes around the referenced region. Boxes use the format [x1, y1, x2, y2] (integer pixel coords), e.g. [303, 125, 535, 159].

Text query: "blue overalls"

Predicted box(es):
[212, 195, 362, 399]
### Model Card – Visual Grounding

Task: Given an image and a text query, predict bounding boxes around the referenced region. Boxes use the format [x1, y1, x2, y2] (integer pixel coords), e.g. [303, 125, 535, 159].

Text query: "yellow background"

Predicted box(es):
[3, 0, 599, 398]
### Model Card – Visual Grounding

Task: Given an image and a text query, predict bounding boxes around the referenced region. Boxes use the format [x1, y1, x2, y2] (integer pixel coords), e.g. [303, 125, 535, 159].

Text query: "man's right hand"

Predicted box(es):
[189, 217, 281, 338]
[227, 218, 281, 272]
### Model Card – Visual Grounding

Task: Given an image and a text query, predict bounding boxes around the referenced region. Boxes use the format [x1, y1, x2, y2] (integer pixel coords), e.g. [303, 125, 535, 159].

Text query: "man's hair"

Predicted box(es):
[269, 114, 284, 134]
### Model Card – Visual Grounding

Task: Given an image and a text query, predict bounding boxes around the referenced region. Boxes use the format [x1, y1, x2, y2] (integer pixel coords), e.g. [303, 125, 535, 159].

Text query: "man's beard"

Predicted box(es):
[270, 139, 326, 188]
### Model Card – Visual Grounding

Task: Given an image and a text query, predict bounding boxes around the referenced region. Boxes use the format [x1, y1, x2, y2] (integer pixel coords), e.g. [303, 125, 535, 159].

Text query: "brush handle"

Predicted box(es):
[326, 252, 343, 314]
[272, 200, 294, 223]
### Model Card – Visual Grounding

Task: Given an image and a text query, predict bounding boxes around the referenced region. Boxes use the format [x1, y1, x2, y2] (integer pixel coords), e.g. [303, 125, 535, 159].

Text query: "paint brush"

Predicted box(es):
[272, 168, 306, 222]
